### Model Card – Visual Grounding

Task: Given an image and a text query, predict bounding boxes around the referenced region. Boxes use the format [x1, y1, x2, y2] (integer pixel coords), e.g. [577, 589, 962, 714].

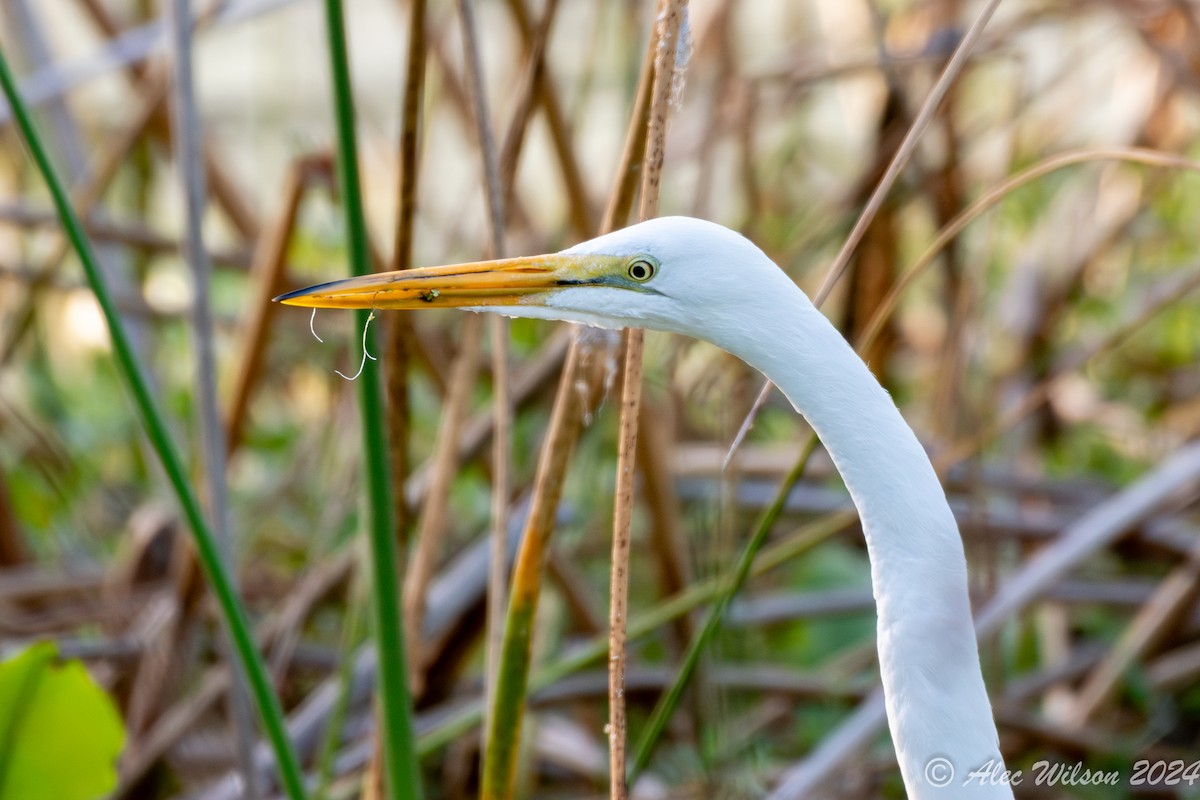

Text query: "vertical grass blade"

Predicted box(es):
[318, 2, 422, 799]
[0, 43, 308, 800]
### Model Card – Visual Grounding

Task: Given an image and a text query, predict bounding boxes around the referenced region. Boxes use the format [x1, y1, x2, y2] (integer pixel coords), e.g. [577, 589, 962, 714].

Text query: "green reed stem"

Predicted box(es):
[319, 3, 422, 799]
[0, 44, 308, 800]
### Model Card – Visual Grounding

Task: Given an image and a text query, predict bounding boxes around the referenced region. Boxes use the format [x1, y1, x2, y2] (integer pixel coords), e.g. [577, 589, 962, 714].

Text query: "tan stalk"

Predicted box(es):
[403, 314, 483, 693]
[383, 0, 427, 565]
[227, 155, 332, 456]
[609, 3, 687, 797]
[449, 0, 522, 765]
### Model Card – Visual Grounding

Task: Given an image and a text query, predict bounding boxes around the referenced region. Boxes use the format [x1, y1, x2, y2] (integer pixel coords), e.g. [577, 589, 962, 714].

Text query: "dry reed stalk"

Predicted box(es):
[0, 66, 168, 365]
[0, 465, 27, 565]
[607, 328, 642, 800]
[403, 313, 483, 692]
[857, 148, 1200, 352]
[384, 0, 426, 562]
[634, 402, 692, 640]
[115, 550, 355, 794]
[497, 0, 562, 205]
[404, 14, 572, 242]
[226, 155, 332, 455]
[1064, 534, 1200, 726]
[812, 0, 1003, 307]
[501, 0, 593, 236]
[73, 0, 262, 239]
[608, 3, 687, 796]
[447, 0, 518, 767]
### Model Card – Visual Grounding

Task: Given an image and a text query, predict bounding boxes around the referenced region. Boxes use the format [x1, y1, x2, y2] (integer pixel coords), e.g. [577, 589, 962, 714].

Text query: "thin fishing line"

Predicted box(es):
[309, 307, 324, 343]
[335, 309, 377, 381]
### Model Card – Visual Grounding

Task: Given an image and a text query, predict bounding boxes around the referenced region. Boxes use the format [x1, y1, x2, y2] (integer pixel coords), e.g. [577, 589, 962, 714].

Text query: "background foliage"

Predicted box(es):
[2, 0, 1200, 798]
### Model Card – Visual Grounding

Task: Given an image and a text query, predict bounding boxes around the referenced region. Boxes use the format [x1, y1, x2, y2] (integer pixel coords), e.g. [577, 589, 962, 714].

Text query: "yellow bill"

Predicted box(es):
[273, 253, 628, 310]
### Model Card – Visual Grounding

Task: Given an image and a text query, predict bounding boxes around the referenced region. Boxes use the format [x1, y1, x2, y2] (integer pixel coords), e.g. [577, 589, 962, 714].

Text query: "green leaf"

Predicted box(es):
[0, 642, 126, 800]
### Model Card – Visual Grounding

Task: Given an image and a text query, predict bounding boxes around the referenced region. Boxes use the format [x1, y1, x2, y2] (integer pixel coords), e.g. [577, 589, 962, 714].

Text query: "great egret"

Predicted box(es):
[277, 216, 1012, 798]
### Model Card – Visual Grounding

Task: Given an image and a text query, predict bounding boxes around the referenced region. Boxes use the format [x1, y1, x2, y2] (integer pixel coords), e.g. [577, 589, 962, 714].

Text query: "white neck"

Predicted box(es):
[711, 282, 1011, 799]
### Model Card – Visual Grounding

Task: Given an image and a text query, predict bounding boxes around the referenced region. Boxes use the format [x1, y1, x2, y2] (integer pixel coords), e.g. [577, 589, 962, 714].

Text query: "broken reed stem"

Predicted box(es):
[497, 0, 561, 204]
[610, 3, 686, 796]
[500, 0, 594, 236]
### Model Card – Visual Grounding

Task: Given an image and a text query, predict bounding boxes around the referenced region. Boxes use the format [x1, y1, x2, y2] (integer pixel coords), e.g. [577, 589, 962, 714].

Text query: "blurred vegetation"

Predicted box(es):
[2, 0, 1200, 798]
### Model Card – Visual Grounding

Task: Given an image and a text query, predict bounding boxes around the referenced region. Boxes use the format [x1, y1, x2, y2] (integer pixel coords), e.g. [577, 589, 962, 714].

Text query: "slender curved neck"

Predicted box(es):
[710, 281, 1010, 799]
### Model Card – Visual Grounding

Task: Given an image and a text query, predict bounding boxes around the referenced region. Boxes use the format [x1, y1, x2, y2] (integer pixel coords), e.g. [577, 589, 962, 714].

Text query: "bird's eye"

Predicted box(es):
[627, 258, 656, 282]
